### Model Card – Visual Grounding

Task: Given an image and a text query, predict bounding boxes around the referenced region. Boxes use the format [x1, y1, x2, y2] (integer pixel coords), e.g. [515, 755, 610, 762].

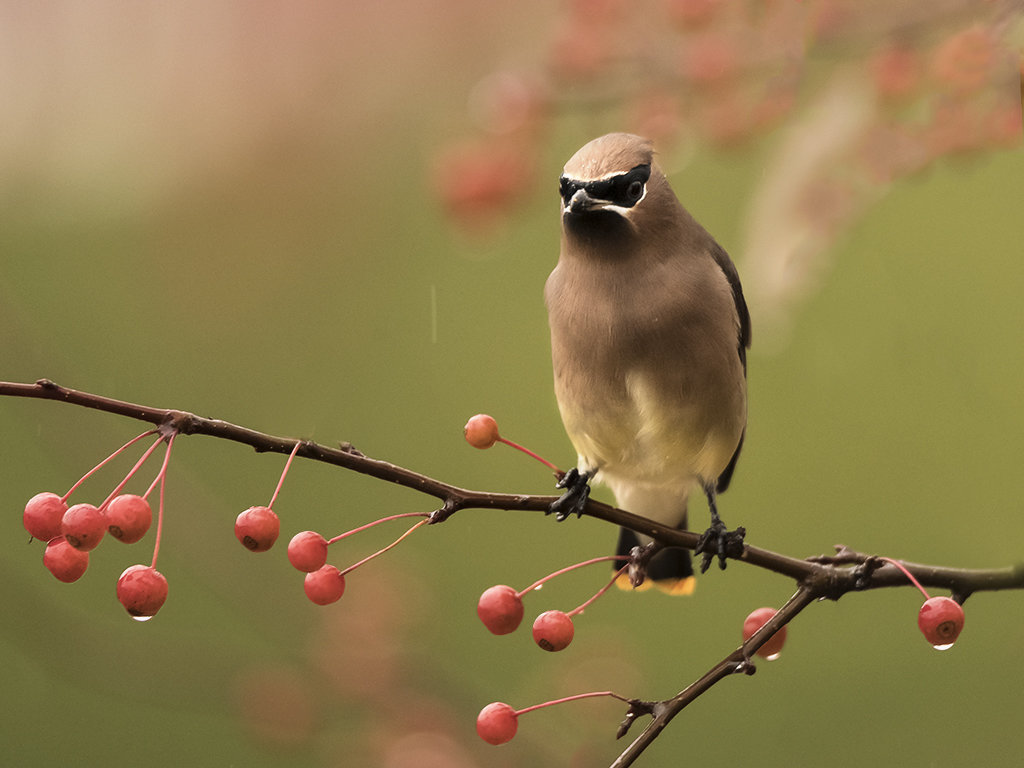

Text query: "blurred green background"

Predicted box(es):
[2, 3, 1022, 767]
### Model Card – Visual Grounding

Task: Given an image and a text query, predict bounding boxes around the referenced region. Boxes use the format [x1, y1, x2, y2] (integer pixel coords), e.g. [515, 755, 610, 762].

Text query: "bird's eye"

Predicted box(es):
[609, 164, 650, 207]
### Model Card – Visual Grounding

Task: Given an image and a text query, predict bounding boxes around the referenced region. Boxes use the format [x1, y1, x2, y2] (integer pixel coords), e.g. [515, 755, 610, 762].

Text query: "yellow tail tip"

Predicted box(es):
[614, 572, 696, 595]
[615, 571, 654, 592]
[655, 575, 697, 596]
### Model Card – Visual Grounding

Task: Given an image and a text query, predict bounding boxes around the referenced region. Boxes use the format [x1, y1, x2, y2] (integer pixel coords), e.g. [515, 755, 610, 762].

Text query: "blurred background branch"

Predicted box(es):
[435, 0, 1022, 345]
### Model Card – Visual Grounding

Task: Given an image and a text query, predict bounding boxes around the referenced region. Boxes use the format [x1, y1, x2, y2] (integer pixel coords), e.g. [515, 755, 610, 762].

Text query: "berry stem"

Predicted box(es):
[496, 436, 562, 474]
[326, 512, 428, 545]
[150, 432, 177, 569]
[61, 428, 159, 503]
[567, 564, 630, 618]
[339, 518, 428, 577]
[267, 440, 302, 509]
[517, 555, 628, 598]
[514, 690, 632, 717]
[879, 556, 931, 600]
[100, 434, 166, 508]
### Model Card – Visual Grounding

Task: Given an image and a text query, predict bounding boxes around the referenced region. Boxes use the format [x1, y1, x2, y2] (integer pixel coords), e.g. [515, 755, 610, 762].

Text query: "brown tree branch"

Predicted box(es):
[4, 378, 1023, 767]
[0, 381, 813, 577]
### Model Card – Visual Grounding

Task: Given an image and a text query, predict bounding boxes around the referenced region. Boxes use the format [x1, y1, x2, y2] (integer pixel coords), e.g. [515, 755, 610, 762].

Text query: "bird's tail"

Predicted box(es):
[614, 527, 696, 596]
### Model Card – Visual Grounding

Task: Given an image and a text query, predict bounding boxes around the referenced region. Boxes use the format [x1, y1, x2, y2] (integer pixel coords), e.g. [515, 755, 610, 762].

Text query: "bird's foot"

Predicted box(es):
[548, 468, 591, 521]
[695, 520, 746, 573]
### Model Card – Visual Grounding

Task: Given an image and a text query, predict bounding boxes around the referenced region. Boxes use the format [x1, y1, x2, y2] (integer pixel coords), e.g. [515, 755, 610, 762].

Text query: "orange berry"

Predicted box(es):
[476, 702, 518, 745]
[464, 414, 500, 449]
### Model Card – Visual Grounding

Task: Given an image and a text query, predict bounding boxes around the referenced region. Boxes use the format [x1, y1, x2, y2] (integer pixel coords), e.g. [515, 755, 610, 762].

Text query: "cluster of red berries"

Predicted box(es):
[473, 604, 790, 747]
[282, 515, 428, 606]
[478, 590, 965, 748]
[468, 414, 624, 653]
[232, 441, 428, 606]
[27, 432, 436, 620]
[22, 429, 174, 620]
[476, 557, 626, 653]
[466, 414, 970, 747]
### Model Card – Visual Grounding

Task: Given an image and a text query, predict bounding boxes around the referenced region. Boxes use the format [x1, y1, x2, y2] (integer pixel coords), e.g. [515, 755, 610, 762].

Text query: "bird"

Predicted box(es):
[544, 133, 751, 594]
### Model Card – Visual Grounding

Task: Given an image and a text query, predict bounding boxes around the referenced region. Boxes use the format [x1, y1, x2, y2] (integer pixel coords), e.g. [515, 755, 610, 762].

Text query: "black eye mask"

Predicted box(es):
[560, 164, 651, 209]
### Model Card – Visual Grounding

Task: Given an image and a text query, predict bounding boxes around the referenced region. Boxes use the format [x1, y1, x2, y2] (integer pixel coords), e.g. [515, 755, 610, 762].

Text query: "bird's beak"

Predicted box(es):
[565, 187, 600, 215]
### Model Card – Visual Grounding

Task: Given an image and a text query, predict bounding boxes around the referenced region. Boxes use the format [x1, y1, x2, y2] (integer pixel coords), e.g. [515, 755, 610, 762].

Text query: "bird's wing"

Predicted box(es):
[708, 241, 750, 494]
[708, 241, 751, 368]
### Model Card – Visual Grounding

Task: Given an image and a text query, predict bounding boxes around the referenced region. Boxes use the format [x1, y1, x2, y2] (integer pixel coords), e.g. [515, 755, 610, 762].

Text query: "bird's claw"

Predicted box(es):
[548, 468, 591, 521]
[695, 521, 746, 573]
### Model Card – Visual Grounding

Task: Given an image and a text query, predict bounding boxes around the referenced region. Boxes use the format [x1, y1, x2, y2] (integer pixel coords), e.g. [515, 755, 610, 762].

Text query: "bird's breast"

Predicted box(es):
[547, 260, 745, 485]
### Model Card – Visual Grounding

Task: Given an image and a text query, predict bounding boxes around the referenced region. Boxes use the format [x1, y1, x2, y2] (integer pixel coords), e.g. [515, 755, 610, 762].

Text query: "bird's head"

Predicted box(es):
[559, 133, 674, 245]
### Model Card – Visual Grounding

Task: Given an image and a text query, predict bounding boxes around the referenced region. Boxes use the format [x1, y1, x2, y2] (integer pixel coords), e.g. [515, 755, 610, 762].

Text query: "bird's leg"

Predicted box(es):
[547, 467, 592, 521]
[694, 485, 746, 573]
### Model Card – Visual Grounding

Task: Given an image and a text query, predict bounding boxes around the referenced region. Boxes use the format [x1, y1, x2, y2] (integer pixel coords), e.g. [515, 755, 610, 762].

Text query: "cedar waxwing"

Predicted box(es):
[545, 133, 751, 594]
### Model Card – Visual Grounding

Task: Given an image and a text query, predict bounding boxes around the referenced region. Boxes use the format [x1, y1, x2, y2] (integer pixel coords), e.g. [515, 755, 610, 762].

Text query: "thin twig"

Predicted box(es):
[610, 587, 816, 767]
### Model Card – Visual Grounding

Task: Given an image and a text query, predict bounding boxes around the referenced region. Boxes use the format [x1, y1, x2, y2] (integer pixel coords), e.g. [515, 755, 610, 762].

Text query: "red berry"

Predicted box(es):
[61, 503, 106, 551]
[742, 607, 787, 660]
[931, 25, 998, 94]
[680, 32, 739, 88]
[870, 44, 921, 101]
[548, 23, 606, 80]
[918, 596, 965, 649]
[304, 565, 346, 605]
[464, 414, 500, 449]
[116, 565, 168, 620]
[434, 141, 531, 226]
[234, 506, 280, 552]
[287, 531, 329, 572]
[477, 585, 525, 635]
[24, 492, 68, 542]
[476, 701, 518, 745]
[532, 610, 575, 652]
[105, 494, 152, 544]
[43, 536, 90, 583]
